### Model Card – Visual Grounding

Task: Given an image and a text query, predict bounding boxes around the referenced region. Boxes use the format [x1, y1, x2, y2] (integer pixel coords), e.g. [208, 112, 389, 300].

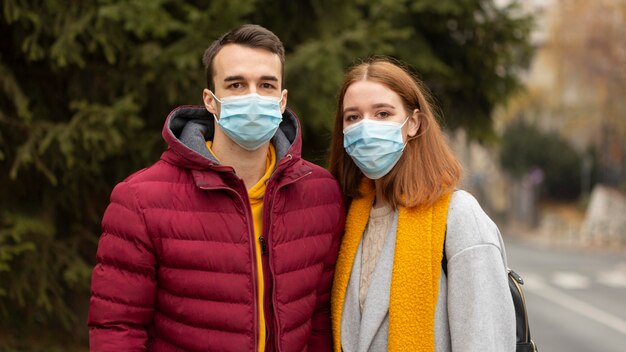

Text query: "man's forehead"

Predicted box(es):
[213, 44, 282, 80]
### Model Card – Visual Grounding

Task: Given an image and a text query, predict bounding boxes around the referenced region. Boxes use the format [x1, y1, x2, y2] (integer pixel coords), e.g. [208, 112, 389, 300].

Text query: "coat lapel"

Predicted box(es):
[332, 181, 376, 351]
[357, 211, 398, 352]
[341, 242, 363, 352]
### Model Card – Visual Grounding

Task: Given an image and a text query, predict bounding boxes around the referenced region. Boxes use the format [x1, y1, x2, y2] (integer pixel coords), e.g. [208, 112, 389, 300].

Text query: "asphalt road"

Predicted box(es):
[503, 237, 626, 352]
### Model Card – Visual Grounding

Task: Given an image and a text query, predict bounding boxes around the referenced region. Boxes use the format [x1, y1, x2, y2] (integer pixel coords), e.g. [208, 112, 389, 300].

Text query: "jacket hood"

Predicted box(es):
[161, 106, 303, 170]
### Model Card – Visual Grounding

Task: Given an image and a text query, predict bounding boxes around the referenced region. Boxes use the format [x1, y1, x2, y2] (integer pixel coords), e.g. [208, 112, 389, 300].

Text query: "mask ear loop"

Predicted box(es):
[406, 109, 429, 142]
[400, 115, 411, 127]
[209, 91, 223, 104]
[208, 91, 222, 122]
[400, 113, 416, 146]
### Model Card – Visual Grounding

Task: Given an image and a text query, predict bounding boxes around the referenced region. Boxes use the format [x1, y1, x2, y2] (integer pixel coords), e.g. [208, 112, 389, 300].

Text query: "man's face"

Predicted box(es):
[203, 44, 288, 117]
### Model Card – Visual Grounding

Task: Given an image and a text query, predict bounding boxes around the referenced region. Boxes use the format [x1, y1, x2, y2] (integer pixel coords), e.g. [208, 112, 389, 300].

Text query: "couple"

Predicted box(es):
[88, 24, 515, 351]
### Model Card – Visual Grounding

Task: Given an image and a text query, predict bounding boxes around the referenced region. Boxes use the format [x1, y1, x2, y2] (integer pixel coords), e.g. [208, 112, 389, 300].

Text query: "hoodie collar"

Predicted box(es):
[161, 105, 302, 170]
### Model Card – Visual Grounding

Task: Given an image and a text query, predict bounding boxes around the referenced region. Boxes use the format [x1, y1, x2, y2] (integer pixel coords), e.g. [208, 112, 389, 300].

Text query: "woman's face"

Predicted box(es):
[341, 80, 419, 140]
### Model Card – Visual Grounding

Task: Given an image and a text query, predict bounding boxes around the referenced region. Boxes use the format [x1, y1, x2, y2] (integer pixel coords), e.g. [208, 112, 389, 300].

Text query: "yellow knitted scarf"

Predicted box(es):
[331, 180, 451, 352]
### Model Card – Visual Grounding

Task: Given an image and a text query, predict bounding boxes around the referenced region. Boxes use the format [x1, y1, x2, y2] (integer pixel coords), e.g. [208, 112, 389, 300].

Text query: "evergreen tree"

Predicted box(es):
[252, 0, 533, 161]
[0, 0, 532, 348]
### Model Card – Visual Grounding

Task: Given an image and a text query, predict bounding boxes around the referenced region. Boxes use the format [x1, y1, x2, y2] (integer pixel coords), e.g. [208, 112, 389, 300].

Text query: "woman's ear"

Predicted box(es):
[407, 108, 421, 138]
[203, 89, 218, 116]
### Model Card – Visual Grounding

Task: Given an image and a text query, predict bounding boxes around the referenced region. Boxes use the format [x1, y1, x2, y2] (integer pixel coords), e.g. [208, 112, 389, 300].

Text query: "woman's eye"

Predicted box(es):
[377, 111, 390, 118]
[345, 115, 359, 122]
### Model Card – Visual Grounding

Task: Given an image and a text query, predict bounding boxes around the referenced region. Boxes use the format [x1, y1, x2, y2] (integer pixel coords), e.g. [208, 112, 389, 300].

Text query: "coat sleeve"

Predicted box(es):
[88, 180, 157, 351]
[307, 196, 345, 351]
[445, 191, 516, 352]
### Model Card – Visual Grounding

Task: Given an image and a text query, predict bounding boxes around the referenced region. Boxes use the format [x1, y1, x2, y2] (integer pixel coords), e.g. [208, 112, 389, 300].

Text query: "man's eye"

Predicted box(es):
[261, 83, 275, 89]
[230, 83, 242, 89]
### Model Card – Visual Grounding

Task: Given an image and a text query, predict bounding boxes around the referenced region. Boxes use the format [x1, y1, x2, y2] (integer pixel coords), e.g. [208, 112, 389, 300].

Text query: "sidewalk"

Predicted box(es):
[503, 201, 626, 253]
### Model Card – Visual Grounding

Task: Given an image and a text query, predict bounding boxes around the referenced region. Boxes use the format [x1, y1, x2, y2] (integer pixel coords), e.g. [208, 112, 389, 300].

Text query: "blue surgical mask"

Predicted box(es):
[211, 92, 284, 151]
[343, 117, 409, 179]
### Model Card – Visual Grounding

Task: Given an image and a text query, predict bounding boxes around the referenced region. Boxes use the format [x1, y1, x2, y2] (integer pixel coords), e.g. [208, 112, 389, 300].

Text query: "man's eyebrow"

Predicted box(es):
[260, 75, 279, 82]
[224, 75, 245, 82]
[223, 75, 279, 83]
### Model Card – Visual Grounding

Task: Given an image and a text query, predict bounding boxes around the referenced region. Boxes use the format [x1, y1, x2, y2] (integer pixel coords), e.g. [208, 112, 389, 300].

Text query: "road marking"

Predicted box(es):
[598, 263, 626, 288]
[598, 271, 626, 288]
[524, 275, 626, 336]
[552, 271, 590, 289]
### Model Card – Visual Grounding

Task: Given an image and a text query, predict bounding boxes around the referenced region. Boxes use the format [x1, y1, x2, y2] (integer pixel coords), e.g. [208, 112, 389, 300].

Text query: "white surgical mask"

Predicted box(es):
[343, 116, 409, 179]
[211, 92, 283, 151]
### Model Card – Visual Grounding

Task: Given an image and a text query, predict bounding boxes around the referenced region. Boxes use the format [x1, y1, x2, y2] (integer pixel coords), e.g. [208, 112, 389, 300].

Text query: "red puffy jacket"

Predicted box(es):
[88, 106, 345, 352]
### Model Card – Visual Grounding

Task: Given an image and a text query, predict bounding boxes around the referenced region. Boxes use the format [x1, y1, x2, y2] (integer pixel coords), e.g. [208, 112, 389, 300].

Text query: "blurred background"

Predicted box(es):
[0, 0, 624, 351]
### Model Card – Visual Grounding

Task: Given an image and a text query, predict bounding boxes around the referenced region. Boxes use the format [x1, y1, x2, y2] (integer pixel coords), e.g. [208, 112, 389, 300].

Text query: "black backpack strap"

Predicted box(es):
[508, 269, 537, 351]
[442, 236, 448, 276]
[441, 233, 537, 351]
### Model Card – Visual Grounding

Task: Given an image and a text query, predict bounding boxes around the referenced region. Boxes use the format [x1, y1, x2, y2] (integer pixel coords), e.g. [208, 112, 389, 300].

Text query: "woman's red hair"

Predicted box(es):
[328, 58, 462, 208]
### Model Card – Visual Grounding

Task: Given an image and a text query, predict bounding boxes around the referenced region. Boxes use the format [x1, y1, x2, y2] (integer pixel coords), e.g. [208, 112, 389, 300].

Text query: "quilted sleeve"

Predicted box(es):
[88, 180, 157, 351]
[307, 193, 345, 351]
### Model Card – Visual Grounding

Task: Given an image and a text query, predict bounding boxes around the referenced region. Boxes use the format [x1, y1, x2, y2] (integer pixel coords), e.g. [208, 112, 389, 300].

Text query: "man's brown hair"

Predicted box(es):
[328, 58, 462, 209]
[202, 24, 285, 91]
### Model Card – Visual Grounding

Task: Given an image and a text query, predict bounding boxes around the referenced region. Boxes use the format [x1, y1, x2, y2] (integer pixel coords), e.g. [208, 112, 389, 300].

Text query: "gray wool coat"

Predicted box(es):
[340, 190, 516, 352]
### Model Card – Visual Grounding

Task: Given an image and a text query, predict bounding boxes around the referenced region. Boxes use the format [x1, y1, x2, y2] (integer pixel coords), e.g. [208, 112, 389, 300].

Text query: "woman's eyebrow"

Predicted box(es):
[343, 106, 359, 114]
[371, 103, 395, 109]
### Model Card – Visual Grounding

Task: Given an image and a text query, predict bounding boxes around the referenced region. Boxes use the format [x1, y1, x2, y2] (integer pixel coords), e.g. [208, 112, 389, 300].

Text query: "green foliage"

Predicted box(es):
[499, 119, 582, 199]
[252, 0, 534, 162]
[0, 0, 533, 348]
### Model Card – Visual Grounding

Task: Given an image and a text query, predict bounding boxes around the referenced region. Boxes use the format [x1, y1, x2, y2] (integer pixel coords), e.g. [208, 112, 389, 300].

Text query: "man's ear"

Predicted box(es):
[279, 89, 288, 114]
[407, 108, 421, 138]
[203, 89, 218, 116]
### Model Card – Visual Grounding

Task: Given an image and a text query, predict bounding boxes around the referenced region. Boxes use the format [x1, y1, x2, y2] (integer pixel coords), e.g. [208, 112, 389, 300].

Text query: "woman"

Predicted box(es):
[328, 58, 515, 352]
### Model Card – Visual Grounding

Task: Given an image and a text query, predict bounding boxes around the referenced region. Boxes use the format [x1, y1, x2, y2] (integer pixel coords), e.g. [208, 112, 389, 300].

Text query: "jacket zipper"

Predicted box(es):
[200, 179, 259, 352]
[259, 235, 268, 255]
[264, 164, 312, 352]
[204, 155, 308, 351]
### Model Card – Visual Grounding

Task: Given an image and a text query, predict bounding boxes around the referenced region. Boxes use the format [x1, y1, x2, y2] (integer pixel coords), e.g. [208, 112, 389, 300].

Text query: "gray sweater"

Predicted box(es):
[341, 190, 516, 352]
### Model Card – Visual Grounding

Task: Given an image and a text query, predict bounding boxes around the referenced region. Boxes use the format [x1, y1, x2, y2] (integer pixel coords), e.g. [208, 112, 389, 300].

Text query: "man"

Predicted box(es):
[88, 24, 345, 352]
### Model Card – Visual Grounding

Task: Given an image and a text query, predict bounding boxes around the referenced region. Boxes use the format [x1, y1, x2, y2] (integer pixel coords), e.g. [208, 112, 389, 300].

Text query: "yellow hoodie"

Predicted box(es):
[206, 141, 276, 352]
